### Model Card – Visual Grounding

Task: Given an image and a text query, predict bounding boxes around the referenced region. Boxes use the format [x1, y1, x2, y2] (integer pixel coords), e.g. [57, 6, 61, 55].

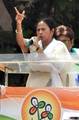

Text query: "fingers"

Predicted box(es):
[14, 7, 19, 14]
[22, 10, 25, 15]
[14, 7, 25, 18]
[22, 10, 26, 18]
[14, 7, 25, 15]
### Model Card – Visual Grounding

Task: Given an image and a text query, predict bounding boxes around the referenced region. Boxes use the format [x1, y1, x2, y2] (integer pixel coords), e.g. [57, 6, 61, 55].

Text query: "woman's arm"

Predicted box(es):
[15, 7, 29, 53]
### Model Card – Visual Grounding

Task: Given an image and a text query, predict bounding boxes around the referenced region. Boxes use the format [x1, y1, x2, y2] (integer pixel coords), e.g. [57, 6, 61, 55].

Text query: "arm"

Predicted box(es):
[15, 7, 29, 53]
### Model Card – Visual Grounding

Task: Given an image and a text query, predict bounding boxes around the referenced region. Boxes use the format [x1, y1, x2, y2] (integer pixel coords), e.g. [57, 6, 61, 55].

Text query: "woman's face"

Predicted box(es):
[58, 35, 73, 51]
[36, 21, 54, 46]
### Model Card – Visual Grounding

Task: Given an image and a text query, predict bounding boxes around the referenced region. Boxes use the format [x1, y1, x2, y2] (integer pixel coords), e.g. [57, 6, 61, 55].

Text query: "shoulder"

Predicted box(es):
[53, 38, 67, 48]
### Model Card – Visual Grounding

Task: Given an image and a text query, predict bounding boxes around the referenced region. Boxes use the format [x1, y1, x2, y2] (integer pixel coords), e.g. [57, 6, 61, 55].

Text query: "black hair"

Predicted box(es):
[36, 17, 55, 30]
[66, 26, 74, 40]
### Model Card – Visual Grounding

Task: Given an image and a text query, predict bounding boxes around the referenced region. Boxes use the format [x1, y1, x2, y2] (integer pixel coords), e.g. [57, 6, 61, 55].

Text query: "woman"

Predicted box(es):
[15, 7, 75, 87]
[55, 25, 79, 86]
[54, 25, 75, 52]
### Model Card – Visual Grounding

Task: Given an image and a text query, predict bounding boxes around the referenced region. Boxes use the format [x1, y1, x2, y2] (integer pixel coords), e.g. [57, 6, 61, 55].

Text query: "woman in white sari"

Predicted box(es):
[15, 7, 75, 87]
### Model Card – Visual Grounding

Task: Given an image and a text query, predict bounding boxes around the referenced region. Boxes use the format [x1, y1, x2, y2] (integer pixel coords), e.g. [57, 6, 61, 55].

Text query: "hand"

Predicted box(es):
[32, 37, 43, 53]
[14, 7, 25, 24]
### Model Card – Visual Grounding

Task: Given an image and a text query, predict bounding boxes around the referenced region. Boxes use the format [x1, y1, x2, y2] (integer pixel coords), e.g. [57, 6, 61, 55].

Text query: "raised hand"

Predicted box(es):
[14, 7, 25, 24]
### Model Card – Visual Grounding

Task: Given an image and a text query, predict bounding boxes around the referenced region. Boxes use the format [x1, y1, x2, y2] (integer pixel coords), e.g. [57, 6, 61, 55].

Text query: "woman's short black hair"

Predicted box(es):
[36, 17, 56, 30]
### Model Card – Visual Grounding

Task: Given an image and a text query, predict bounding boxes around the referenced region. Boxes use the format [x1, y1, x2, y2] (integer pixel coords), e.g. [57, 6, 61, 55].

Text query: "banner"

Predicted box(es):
[0, 87, 79, 120]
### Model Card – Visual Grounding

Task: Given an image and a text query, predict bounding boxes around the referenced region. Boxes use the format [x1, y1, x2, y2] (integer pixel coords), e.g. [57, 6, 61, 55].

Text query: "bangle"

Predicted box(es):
[15, 29, 22, 34]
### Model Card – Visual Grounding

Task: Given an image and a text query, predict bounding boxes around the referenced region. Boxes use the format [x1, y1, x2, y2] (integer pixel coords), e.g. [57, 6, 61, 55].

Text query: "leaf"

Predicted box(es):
[38, 101, 46, 108]
[41, 111, 48, 118]
[29, 106, 37, 115]
[48, 112, 53, 119]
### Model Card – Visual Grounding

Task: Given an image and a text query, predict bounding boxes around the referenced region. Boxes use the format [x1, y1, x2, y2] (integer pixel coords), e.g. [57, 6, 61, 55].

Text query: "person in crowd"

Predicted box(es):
[15, 7, 75, 87]
[54, 25, 77, 53]
[55, 25, 79, 86]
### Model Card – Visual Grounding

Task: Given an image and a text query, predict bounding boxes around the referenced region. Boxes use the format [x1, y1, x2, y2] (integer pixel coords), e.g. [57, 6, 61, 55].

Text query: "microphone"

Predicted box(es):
[26, 39, 33, 48]
[26, 37, 41, 52]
